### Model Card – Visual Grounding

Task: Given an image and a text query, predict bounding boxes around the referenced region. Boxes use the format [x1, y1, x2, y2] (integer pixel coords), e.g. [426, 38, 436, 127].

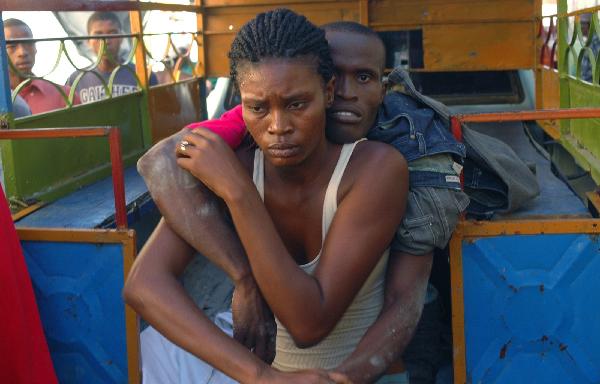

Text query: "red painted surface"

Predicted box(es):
[0, 185, 58, 384]
[108, 128, 127, 229]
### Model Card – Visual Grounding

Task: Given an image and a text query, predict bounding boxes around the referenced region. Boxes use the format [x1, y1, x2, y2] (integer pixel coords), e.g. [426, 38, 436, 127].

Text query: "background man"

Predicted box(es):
[4, 18, 77, 114]
[66, 11, 157, 103]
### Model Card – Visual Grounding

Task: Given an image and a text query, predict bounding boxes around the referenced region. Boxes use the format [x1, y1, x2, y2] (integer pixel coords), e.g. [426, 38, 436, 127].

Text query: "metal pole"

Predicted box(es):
[108, 128, 127, 228]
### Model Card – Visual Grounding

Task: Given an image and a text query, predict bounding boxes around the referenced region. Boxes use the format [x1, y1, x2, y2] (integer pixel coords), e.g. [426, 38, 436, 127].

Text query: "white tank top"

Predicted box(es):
[252, 140, 389, 371]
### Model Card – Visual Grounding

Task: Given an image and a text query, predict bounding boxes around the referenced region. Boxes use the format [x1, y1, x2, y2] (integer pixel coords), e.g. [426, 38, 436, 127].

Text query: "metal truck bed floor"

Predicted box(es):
[15, 166, 151, 229]
[469, 122, 589, 219]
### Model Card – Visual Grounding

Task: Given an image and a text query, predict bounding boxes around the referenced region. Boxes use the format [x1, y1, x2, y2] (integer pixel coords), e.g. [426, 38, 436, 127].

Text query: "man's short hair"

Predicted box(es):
[87, 11, 122, 34]
[321, 21, 386, 67]
[322, 21, 380, 40]
[3, 18, 33, 37]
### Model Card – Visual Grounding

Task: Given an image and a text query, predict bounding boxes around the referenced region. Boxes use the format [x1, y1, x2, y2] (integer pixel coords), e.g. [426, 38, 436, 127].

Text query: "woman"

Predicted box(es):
[124, 8, 408, 383]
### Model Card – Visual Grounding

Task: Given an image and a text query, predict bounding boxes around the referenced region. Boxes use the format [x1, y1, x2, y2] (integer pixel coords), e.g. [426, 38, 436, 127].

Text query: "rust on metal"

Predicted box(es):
[456, 219, 600, 237]
[121, 232, 140, 384]
[586, 191, 600, 218]
[449, 231, 467, 384]
[148, 81, 203, 143]
[455, 108, 600, 124]
[0, 117, 9, 130]
[16, 227, 134, 243]
[0, 127, 111, 139]
[499, 342, 509, 359]
[11, 202, 45, 222]
[359, 0, 369, 25]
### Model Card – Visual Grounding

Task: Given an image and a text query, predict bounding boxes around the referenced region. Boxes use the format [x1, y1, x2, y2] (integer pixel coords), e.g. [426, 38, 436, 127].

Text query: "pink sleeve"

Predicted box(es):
[185, 105, 246, 149]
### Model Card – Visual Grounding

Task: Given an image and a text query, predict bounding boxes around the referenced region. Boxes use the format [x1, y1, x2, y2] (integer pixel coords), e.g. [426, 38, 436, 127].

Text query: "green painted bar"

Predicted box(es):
[556, 1, 600, 185]
[1, 93, 146, 203]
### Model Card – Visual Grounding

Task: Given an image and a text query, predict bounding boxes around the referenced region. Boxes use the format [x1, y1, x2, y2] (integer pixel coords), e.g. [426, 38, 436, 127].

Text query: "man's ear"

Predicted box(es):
[325, 76, 335, 107]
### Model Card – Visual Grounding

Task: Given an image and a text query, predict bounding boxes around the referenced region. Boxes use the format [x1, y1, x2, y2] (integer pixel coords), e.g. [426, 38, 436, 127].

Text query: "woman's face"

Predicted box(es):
[238, 57, 334, 167]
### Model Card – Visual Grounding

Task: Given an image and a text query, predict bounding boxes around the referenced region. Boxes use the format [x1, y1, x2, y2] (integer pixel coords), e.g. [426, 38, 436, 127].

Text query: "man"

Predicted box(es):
[4, 18, 77, 114]
[135, 22, 466, 383]
[579, 13, 599, 83]
[66, 11, 157, 103]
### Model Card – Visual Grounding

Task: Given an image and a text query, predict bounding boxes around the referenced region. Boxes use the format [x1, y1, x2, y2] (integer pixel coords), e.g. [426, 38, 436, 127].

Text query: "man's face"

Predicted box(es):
[4, 25, 36, 78]
[325, 30, 385, 143]
[88, 20, 122, 63]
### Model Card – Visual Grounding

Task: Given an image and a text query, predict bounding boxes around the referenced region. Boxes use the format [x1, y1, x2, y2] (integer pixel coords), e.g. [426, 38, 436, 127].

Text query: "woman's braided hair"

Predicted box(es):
[228, 8, 334, 87]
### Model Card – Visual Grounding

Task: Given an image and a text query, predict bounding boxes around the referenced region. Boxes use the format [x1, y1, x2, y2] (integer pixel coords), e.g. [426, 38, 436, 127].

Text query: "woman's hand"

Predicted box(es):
[256, 368, 353, 384]
[175, 128, 252, 202]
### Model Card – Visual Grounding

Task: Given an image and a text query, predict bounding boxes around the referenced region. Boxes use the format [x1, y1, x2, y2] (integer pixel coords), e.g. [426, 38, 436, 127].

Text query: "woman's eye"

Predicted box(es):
[249, 105, 264, 114]
[288, 101, 305, 110]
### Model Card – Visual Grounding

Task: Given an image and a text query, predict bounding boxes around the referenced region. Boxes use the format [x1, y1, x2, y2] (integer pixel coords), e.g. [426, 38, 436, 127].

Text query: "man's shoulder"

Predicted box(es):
[65, 70, 80, 86]
[29, 79, 64, 97]
[352, 140, 407, 173]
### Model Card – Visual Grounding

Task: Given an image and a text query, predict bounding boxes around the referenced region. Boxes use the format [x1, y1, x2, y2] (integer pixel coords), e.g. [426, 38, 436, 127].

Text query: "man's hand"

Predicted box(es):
[232, 275, 277, 363]
[333, 251, 432, 383]
[256, 368, 353, 384]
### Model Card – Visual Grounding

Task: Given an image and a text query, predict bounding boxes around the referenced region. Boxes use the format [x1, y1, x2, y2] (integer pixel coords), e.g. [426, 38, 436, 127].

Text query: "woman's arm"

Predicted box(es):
[123, 219, 264, 382]
[177, 130, 408, 347]
[123, 219, 350, 384]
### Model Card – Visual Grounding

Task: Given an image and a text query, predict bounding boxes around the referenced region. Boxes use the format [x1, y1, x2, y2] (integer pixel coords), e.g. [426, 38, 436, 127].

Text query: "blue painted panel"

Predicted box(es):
[463, 234, 600, 384]
[20, 241, 128, 384]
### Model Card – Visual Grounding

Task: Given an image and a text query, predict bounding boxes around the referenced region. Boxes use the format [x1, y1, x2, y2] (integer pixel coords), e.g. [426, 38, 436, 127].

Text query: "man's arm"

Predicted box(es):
[136, 106, 276, 361]
[333, 250, 432, 383]
[137, 128, 250, 282]
[137, 105, 247, 275]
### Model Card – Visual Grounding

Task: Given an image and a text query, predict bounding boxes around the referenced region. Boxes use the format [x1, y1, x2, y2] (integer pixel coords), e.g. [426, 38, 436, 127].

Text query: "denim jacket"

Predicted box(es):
[368, 71, 466, 190]
[379, 68, 539, 217]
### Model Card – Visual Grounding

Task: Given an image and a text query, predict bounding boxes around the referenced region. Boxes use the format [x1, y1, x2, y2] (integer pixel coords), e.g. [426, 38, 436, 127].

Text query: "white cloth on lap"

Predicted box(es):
[141, 311, 238, 384]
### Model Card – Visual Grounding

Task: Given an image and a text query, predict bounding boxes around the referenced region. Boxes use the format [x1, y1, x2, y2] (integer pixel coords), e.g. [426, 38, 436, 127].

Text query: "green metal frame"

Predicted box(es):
[557, 1, 600, 185]
[1, 93, 147, 203]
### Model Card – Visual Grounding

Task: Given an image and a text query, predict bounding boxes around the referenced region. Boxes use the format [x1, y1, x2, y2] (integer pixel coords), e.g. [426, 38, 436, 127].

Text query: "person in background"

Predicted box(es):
[579, 13, 600, 83]
[4, 18, 78, 114]
[12, 94, 31, 118]
[66, 11, 157, 103]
